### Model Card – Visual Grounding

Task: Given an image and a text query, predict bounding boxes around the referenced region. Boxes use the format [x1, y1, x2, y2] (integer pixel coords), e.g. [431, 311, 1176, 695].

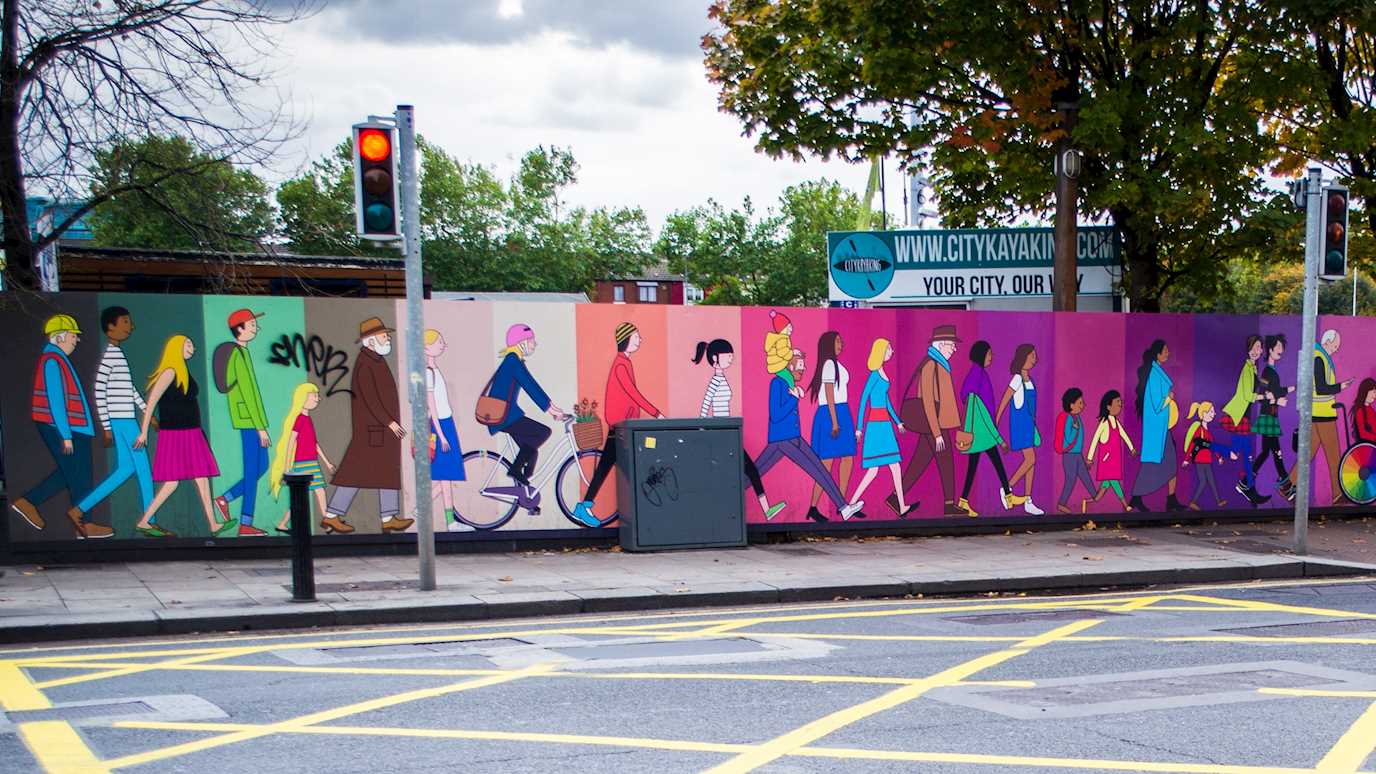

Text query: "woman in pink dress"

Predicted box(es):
[1083, 390, 1137, 512]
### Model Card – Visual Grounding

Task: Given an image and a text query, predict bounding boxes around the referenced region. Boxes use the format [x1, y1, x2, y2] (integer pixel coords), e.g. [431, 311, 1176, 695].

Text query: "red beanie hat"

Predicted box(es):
[770, 310, 791, 333]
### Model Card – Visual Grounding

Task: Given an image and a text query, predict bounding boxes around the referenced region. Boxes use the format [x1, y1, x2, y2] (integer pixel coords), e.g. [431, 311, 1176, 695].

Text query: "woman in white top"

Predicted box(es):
[425, 330, 468, 531]
[693, 339, 785, 520]
[806, 331, 856, 509]
[995, 344, 1043, 515]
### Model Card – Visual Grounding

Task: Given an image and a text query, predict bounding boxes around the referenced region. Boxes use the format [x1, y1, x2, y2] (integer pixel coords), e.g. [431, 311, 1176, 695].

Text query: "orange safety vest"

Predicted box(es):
[30, 351, 90, 429]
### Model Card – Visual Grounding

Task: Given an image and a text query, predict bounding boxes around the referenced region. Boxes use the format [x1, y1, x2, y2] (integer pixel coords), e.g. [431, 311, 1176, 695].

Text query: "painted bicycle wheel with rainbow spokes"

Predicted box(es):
[1338, 442, 1376, 505]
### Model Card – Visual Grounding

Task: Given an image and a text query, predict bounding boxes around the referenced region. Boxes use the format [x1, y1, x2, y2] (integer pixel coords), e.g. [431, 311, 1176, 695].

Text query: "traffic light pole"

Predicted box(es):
[396, 104, 437, 590]
[1293, 166, 1324, 556]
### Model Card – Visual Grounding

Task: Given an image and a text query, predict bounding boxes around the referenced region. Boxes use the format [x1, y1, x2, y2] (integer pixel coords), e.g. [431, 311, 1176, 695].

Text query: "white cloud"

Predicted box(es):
[267, 4, 881, 232]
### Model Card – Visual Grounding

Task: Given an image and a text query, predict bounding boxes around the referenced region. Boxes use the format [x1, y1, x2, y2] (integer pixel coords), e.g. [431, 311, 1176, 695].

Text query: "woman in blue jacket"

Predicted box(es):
[485, 324, 566, 502]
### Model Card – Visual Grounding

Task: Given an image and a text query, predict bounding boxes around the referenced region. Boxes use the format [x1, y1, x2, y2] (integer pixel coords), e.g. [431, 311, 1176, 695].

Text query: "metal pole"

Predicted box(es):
[397, 104, 436, 590]
[1294, 166, 1323, 556]
[285, 473, 315, 602]
[1053, 101, 1080, 312]
[1354, 268, 1359, 316]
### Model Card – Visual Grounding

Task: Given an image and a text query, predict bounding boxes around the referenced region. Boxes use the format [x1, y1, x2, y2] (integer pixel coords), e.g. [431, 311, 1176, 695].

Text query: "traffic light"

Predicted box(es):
[352, 122, 400, 240]
[1320, 185, 1349, 280]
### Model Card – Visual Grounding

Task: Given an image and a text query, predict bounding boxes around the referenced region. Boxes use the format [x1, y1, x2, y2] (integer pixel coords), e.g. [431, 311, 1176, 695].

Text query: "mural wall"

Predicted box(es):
[4, 292, 1374, 548]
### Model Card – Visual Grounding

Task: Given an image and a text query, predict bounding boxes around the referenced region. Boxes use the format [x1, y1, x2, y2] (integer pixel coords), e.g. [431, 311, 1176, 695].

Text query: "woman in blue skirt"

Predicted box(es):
[425, 329, 468, 532]
[996, 344, 1044, 516]
[807, 331, 856, 508]
[845, 338, 917, 519]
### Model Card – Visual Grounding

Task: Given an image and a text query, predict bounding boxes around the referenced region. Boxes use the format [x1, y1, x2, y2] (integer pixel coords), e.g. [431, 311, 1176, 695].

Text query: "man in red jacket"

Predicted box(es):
[572, 322, 664, 527]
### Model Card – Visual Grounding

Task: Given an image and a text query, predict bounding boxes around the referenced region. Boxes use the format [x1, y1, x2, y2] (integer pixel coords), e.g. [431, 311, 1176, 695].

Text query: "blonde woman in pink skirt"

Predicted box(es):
[134, 335, 235, 537]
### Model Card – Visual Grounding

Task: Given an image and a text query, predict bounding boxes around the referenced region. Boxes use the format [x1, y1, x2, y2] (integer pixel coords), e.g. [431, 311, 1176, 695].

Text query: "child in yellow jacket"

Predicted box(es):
[765, 310, 795, 387]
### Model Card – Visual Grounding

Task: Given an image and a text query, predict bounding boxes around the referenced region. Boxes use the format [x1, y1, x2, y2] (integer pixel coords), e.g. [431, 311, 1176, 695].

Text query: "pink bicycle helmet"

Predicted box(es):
[506, 323, 535, 348]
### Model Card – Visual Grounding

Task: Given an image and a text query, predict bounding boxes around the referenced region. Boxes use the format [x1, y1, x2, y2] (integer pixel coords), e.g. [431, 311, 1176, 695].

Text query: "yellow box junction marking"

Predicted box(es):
[17, 721, 111, 774]
[1317, 700, 1376, 772]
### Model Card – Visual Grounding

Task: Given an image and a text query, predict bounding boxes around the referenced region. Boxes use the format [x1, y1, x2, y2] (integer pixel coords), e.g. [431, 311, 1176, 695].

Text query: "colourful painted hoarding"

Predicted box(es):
[2, 293, 1371, 548]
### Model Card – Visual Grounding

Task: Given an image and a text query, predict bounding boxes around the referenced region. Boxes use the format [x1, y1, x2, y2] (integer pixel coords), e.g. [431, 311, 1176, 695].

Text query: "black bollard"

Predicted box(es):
[283, 473, 316, 602]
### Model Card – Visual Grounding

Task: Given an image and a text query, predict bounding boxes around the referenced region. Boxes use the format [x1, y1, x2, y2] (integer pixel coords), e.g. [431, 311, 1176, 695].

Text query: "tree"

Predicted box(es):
[657, 179, 861, 306]
[277, 141, 653, 293]
[1, 0, 308, 289]
[703, 1, 1286, 311]
[87, 135, 273, 252]
[1259, 3, 1376, 234]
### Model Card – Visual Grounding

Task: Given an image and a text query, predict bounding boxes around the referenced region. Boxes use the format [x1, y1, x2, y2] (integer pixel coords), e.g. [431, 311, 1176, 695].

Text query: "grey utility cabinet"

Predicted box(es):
[614, 418, 746, 551]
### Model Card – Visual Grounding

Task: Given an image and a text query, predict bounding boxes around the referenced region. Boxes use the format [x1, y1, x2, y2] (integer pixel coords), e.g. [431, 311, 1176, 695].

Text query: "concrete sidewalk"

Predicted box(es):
[2, 519, 1374, 644]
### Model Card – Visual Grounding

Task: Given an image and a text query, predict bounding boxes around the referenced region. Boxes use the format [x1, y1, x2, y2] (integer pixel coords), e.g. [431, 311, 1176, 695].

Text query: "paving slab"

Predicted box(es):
[3, 519, 1375, 643]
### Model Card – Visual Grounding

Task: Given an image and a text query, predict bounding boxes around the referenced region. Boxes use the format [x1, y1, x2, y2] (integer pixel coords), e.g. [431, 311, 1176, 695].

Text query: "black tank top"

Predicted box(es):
[158, 375, 202, 430]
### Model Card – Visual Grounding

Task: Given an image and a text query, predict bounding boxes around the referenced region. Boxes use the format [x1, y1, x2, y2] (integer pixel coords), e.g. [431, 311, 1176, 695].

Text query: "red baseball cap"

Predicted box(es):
[227, 308, 265, 329]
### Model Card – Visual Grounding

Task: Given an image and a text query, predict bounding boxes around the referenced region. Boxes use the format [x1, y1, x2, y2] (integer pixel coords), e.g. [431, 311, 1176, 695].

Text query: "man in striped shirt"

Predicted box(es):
[69, 307, 163, 535]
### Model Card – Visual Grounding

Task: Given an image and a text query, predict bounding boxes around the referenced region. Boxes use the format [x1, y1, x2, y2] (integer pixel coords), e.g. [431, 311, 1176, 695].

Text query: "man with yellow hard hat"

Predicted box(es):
[9, 314, 114, 538]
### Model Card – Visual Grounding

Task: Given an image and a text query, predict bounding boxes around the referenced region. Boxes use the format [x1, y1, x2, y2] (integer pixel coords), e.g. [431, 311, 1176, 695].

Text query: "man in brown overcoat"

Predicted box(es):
[887, 325, 963, 517]
[323, 317, 415, 534]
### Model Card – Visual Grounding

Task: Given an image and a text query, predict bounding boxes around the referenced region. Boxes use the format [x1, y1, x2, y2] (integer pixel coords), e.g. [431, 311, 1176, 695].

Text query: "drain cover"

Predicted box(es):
[550, 639, 767, 661]
[944, 609, 1122, 626]
[0, 695, 226, 732]
[1216, 619, 1376, 637]
[1209, 539, 1286, 554]
[7, 701, 153, 723]
[930, 661, 1370, 720]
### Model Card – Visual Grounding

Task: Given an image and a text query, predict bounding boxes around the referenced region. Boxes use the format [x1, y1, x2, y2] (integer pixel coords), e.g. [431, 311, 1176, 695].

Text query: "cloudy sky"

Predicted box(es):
[268, 0, 875, 231]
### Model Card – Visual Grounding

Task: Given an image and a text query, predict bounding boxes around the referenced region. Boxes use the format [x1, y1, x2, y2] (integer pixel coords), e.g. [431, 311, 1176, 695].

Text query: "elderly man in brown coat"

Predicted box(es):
[322, 317, 415, 534]
[887, 325, 964, 517]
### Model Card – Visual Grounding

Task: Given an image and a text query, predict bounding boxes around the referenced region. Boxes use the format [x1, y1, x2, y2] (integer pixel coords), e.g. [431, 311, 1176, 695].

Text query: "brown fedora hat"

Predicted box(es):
[357, 316, 396, 342]
[931, 324, 961, 343]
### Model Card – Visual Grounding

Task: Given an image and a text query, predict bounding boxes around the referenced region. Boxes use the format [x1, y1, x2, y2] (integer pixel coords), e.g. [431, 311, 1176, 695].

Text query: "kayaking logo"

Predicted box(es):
[829, 233, 894, 300]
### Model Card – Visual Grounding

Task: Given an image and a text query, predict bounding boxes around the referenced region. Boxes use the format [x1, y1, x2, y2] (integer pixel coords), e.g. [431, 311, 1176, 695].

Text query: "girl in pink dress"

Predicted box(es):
[1084, 390, 1137, 512]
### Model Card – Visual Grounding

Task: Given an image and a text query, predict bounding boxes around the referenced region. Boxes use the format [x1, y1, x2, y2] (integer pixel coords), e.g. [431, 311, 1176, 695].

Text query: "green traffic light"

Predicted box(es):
[364, 203, 393, 232]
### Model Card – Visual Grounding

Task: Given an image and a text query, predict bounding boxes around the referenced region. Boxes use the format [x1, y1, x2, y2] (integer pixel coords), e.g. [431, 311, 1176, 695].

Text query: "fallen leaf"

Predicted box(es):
[1083, 555, 1104, 561]
[498, 576, 513, 582]
[1084, 520, 1098, 531]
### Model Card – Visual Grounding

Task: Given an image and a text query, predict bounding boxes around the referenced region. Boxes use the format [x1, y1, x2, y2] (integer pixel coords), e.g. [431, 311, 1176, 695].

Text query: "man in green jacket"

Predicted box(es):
[215, 308, 271, 536]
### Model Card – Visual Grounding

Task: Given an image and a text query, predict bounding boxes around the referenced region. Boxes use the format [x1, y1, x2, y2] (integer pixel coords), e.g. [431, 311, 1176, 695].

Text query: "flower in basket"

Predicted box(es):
[572, 398, 603, 450]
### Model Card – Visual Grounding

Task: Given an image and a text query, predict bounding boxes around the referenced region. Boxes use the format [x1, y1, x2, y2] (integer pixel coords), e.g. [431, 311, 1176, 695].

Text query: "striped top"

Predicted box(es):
[700, 372, 732, 418]
[94, 343, 146, 430]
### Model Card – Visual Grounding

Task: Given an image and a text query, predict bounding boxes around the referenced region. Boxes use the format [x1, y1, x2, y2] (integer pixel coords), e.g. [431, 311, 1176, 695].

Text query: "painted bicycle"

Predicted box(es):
[450, 416, 618, 530]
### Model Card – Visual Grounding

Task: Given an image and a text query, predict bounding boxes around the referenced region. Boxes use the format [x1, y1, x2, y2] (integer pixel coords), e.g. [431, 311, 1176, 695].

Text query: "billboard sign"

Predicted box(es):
[828, 226, 1120, 304]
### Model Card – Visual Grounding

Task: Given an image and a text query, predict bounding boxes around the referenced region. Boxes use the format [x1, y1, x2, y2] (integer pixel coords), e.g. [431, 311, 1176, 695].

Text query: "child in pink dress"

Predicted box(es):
[1084, 390, 1137, 512]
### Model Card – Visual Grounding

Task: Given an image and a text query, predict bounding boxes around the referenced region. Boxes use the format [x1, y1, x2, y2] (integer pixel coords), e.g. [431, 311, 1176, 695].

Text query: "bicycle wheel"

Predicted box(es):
[1339, 442, 1376, 505]
[555, 449, 619, 528]
[450, 450, 521, 530]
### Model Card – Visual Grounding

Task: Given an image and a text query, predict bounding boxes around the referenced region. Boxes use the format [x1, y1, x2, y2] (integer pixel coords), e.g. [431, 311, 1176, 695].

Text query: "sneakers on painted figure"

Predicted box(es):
[571, 501, 602, 528]
[1023, 500, 1045, 516]
[764, 502, 787, 521]
[840, 500, 865, 521]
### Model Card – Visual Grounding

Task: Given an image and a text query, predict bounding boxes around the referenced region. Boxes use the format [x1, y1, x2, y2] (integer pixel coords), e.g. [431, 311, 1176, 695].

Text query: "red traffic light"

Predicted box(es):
[1328, 191, 1346, 215]
[358, 128, 391, 162]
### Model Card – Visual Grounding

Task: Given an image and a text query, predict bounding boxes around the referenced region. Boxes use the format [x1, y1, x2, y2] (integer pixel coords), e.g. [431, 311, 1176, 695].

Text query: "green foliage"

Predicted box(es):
[702, 1, 1321, 311]
[87, 135, 273, 251]
[277, 141, 652, 293]
[656, 179, 862, 306]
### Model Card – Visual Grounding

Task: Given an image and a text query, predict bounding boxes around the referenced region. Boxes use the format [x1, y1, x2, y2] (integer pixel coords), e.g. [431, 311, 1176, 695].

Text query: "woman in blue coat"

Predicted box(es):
[844, 338, 917, 519]
[1128, 339, 1184, 512]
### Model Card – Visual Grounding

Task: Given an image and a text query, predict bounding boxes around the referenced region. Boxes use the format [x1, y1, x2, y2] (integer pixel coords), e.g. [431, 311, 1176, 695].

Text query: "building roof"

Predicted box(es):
[603, 259, 685, 283]
[25, 197, 93, 241]
[432, 291, 588, 304]
[57, 241, 405, 271]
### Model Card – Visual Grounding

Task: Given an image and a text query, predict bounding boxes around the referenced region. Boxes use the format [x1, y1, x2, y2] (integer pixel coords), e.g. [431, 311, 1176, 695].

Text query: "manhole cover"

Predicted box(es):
[249, 568, 291, 577]
[1066, 537, 1149, 547]
[320, 638, 528, 659]
[1216, 619, 1376, 637]
[306, 579, 419, 593]
[945, 609, 1122, 626]
[930, 661, 1368, 720]
[550, 638, 767, 661]
[7, 701, 153, 723]
[1209, 539, 1287, 554]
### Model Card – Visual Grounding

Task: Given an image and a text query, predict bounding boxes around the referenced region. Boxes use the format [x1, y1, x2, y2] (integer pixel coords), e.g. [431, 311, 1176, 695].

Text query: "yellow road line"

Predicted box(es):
[32, 647, 262, 690]
[745, 632, 1376, 647]
[102, 662, 555, 769]
[16, 659, 1034, 689]
[1317, 700, 1376, 771]
[1173, 594, 1376, 621]
[17, 721, 110, 774]
[702, 618, 1108, 774]
[0, 662, 52, 711]
[1261, 688, 1376, 699]
[110, 719, 1335, 774]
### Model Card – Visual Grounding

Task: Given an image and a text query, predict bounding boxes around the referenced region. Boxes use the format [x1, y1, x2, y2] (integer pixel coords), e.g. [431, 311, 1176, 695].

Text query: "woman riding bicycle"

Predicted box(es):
[485, 324, 566, 502]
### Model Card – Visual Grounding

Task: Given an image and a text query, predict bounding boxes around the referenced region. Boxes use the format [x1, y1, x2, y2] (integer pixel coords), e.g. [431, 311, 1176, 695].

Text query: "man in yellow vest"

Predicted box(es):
[1286, 329, 1352, 505]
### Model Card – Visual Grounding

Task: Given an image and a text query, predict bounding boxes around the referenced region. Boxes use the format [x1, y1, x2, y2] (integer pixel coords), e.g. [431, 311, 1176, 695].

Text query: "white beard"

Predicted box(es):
[371, 341, 392, 357]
